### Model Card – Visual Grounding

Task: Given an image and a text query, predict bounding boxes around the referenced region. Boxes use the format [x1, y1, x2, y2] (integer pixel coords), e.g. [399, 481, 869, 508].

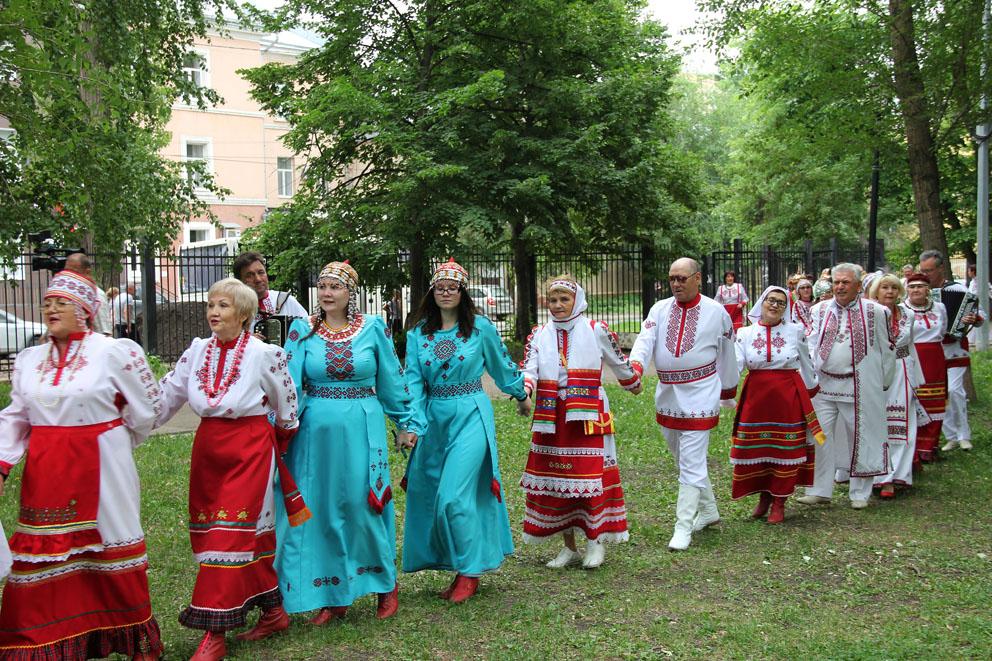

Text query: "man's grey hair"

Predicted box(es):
[831, 263, 863, 281]
[919, 249, 944, 266]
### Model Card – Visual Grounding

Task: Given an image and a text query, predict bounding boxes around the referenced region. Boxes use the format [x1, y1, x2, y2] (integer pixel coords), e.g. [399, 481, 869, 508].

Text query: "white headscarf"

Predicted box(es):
[747, 286, 793, 324]
[548, 281, 588, 331]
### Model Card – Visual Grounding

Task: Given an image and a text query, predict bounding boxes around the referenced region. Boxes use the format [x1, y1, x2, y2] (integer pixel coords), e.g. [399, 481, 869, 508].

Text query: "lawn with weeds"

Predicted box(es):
[1, 355, 991, 659]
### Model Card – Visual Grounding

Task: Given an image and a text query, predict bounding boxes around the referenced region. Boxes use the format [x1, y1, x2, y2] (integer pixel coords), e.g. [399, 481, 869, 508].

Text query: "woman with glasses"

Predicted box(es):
[729, 286, 823, 524]
[520, 275, 643, 569]
[0, 272, 163, 660]
[276, 261, 422, 625]
[400, 260, 528, 603]
[714, 270, 749, 332]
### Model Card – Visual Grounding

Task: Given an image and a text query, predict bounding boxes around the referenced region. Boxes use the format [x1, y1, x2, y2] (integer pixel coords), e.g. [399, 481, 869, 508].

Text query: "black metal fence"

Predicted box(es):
[0, 238, 883, 366]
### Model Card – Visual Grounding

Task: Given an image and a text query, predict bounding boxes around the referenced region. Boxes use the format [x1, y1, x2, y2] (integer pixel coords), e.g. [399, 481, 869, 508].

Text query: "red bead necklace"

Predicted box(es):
[199, 331, 250, 407]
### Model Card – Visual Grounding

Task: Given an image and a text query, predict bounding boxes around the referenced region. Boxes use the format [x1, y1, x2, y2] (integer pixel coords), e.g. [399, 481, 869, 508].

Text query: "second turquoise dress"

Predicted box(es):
[275, 314, 421, 611]
[402, 315, 526, 576]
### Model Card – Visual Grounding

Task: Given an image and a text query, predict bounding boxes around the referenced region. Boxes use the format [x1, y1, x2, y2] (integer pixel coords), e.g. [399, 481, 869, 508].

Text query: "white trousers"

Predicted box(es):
[661, 427, 710, 488]
[807, 399, 874, 501]
[874, 412, 917, 487]
[943, 366, 971, 442]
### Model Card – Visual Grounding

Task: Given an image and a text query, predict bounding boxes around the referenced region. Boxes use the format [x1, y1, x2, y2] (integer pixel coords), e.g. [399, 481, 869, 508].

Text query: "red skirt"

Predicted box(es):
[724, 304, 745, 331]
[521, 401, 628, 542]
[730, 369, 822, 498]
[0, 420, 162, 659]
[914, 341, 947, 463]
[180, 416, 281, 632]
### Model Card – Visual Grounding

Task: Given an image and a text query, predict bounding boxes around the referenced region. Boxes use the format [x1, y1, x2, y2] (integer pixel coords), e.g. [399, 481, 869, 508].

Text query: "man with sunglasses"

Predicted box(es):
[630, 257, 739, 551]
[797, 263, 895, 510]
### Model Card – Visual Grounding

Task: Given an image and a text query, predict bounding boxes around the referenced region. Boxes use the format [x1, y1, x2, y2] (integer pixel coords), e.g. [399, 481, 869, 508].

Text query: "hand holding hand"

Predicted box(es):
[629, 382, 643, 395]
[395, 430, 417, 451]
[516, 397, 532, 417]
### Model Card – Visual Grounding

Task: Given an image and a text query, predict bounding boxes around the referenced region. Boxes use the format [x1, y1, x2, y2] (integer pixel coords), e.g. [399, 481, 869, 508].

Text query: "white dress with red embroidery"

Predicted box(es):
[629, 294, 739, 430]
[714, 283, 749, 330]
[156, 334, 299, 632]
[0, 333, 164, 659]
[518, 320, 641, 543]
[906, 300, 948, 462]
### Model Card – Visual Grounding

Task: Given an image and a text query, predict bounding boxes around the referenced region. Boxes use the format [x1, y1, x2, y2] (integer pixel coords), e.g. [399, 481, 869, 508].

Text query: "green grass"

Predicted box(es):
[3, 356, 992, 659]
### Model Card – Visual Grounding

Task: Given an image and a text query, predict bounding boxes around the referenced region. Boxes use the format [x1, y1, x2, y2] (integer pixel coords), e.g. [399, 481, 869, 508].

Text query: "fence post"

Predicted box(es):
[704, 252, 714, 298]
[141, 242, 157, 357]
[764, 245, 774, 290]
[804, 239, 813, 276]
[876, 238, 885, 268]
[641, 243, 655, 319]
[733, 238, 743, 278]
[527, 252, 538, 329]
[830, 238, 839, 267]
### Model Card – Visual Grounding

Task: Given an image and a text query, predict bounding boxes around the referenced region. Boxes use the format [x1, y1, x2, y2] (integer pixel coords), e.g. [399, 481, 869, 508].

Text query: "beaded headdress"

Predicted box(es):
[548, 279, 578, 295]
[318, 260, 359, 290]
[905, 273, 929, 286]
[430, 258, 469, 288]
[45, 270, 98, 319]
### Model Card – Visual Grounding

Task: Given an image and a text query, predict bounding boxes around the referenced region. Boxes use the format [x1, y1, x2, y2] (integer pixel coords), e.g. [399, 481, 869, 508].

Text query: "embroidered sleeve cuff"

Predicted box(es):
[617, 373, 641, 390]
[630, 361, 644, 377]
[807, 385, 820, 398]
[720, 386, 737, 399]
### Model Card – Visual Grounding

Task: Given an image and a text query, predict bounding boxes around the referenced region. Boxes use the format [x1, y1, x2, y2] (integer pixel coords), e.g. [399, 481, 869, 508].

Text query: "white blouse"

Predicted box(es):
[906, 300, 948, 344]
[0, 333, 161, 468]
[734, 321, 817, 390]
[715, 283, 748, 306]
[157, 334, 298, 428]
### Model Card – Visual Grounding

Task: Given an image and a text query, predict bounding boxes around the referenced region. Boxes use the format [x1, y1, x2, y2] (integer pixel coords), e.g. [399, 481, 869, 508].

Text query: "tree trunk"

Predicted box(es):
[407, 233, 427, 329]
[512, 219, 535, 342]
[889, 0, 952, 280]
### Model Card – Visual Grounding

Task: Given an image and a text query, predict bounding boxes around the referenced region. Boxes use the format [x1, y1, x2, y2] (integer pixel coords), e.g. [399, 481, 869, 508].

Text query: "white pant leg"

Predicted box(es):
[849, 476, 874, 501]
[661, 427, 710, 488]
[808, 398, 840, 498]
[877, 410, 916, 486]
[944, 366, 971, 442]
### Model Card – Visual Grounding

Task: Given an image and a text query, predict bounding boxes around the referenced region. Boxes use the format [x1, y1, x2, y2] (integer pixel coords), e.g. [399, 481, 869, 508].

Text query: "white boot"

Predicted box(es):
[692, 483, 720, 532]
[582, 539, 606, 569]
[546, 546, 583, 569]
[668, 484, 701, 551]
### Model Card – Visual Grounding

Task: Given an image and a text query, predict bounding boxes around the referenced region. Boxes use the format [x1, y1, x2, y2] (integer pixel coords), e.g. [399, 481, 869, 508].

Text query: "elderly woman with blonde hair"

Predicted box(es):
[157, 277, 306, 661]
[867, 273, 928, 496]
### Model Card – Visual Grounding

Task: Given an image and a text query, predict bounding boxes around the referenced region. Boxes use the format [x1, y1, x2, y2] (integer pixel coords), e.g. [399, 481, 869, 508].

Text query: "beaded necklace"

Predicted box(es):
[199, 331, 250, 407]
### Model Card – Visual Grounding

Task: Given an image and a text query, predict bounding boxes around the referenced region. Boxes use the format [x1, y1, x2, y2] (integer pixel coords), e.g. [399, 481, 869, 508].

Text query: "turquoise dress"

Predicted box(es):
[402, 316, 526, 576]
[275, 314, 421, 611]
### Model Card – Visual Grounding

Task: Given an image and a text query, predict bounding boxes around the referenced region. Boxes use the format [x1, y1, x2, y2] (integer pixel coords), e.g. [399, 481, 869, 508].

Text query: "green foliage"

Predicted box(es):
[698, 0, 989, 261]
[0, 0, 233, 259]
[241, 0, 702, 291]
[144, 354, 171, 381]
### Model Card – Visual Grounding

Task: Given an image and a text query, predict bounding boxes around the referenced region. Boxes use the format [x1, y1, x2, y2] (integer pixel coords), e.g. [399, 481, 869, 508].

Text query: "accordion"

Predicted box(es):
[254, 314, 291, 346]
[941, 288, 979, 339]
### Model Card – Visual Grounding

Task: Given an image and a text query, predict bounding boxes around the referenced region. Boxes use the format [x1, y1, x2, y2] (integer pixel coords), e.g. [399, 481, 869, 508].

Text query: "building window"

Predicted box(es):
[223, 226, 242, 239]
[182, 138, 211, 188]
[188, 228, 210, 243]
[182, 50, 209, 88]
[277, 157, 294, 197]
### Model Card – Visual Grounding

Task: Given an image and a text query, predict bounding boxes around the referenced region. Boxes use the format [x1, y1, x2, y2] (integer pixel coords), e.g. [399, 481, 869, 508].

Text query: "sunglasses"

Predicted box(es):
[668, 272, 698, 284]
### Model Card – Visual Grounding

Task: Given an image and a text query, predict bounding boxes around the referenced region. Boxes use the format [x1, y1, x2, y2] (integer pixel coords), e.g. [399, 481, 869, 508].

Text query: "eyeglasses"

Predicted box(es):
[434, 286, 460, 295]
[668, 272, 698, 284]
[42, 299, 73, 311]
[764, 299, 787, 308]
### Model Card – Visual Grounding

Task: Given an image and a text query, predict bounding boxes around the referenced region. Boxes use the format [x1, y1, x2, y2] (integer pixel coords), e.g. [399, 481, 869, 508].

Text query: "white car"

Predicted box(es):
[467, 285, 514, 320]
[0, 310, 45, 357]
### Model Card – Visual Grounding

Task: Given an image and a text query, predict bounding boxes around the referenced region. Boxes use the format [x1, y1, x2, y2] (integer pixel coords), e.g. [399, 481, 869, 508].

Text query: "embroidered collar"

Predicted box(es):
[315, 312, 365, 343]
[676, 293, 702, 310]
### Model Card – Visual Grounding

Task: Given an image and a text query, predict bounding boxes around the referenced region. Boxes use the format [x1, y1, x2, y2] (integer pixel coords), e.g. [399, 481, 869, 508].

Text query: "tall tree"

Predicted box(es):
[244, 0, 698, 338]
[701, 0, 990, 277]
[0, 0, 230, 259]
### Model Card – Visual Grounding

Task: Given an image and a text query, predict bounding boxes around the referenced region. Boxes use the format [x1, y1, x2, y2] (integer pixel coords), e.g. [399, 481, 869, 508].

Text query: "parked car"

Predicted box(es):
[467, 284, 514, 320]
[0, 310, 45, 356]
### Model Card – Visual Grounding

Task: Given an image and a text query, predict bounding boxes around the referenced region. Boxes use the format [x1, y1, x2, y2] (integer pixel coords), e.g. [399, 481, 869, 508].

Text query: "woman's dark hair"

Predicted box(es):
[412, 285, 478, 337]
[723, 270, 736, 282]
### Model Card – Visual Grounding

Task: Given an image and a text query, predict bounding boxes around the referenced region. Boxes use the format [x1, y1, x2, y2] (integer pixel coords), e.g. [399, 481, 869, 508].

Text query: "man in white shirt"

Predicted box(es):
[629, 257, 739, 550]
[232, 252, 309, 342]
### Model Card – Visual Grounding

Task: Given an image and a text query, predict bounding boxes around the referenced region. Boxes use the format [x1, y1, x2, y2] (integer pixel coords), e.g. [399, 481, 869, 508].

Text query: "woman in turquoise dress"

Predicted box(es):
[275, 261, 422, 624]
[401, 259, 529, 603]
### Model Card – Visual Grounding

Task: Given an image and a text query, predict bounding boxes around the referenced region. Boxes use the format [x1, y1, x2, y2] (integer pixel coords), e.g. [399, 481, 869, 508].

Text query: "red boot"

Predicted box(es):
[449, 575, 479, 604]
[309, 606, 348, 625]
[190, 632, 226, 661]
[235, 606, 289, 641]
[751, 492, 773, 519]
[766, 497, 786, 524]
[376, 584, 399, 619]
[439, 574, 459, 600]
